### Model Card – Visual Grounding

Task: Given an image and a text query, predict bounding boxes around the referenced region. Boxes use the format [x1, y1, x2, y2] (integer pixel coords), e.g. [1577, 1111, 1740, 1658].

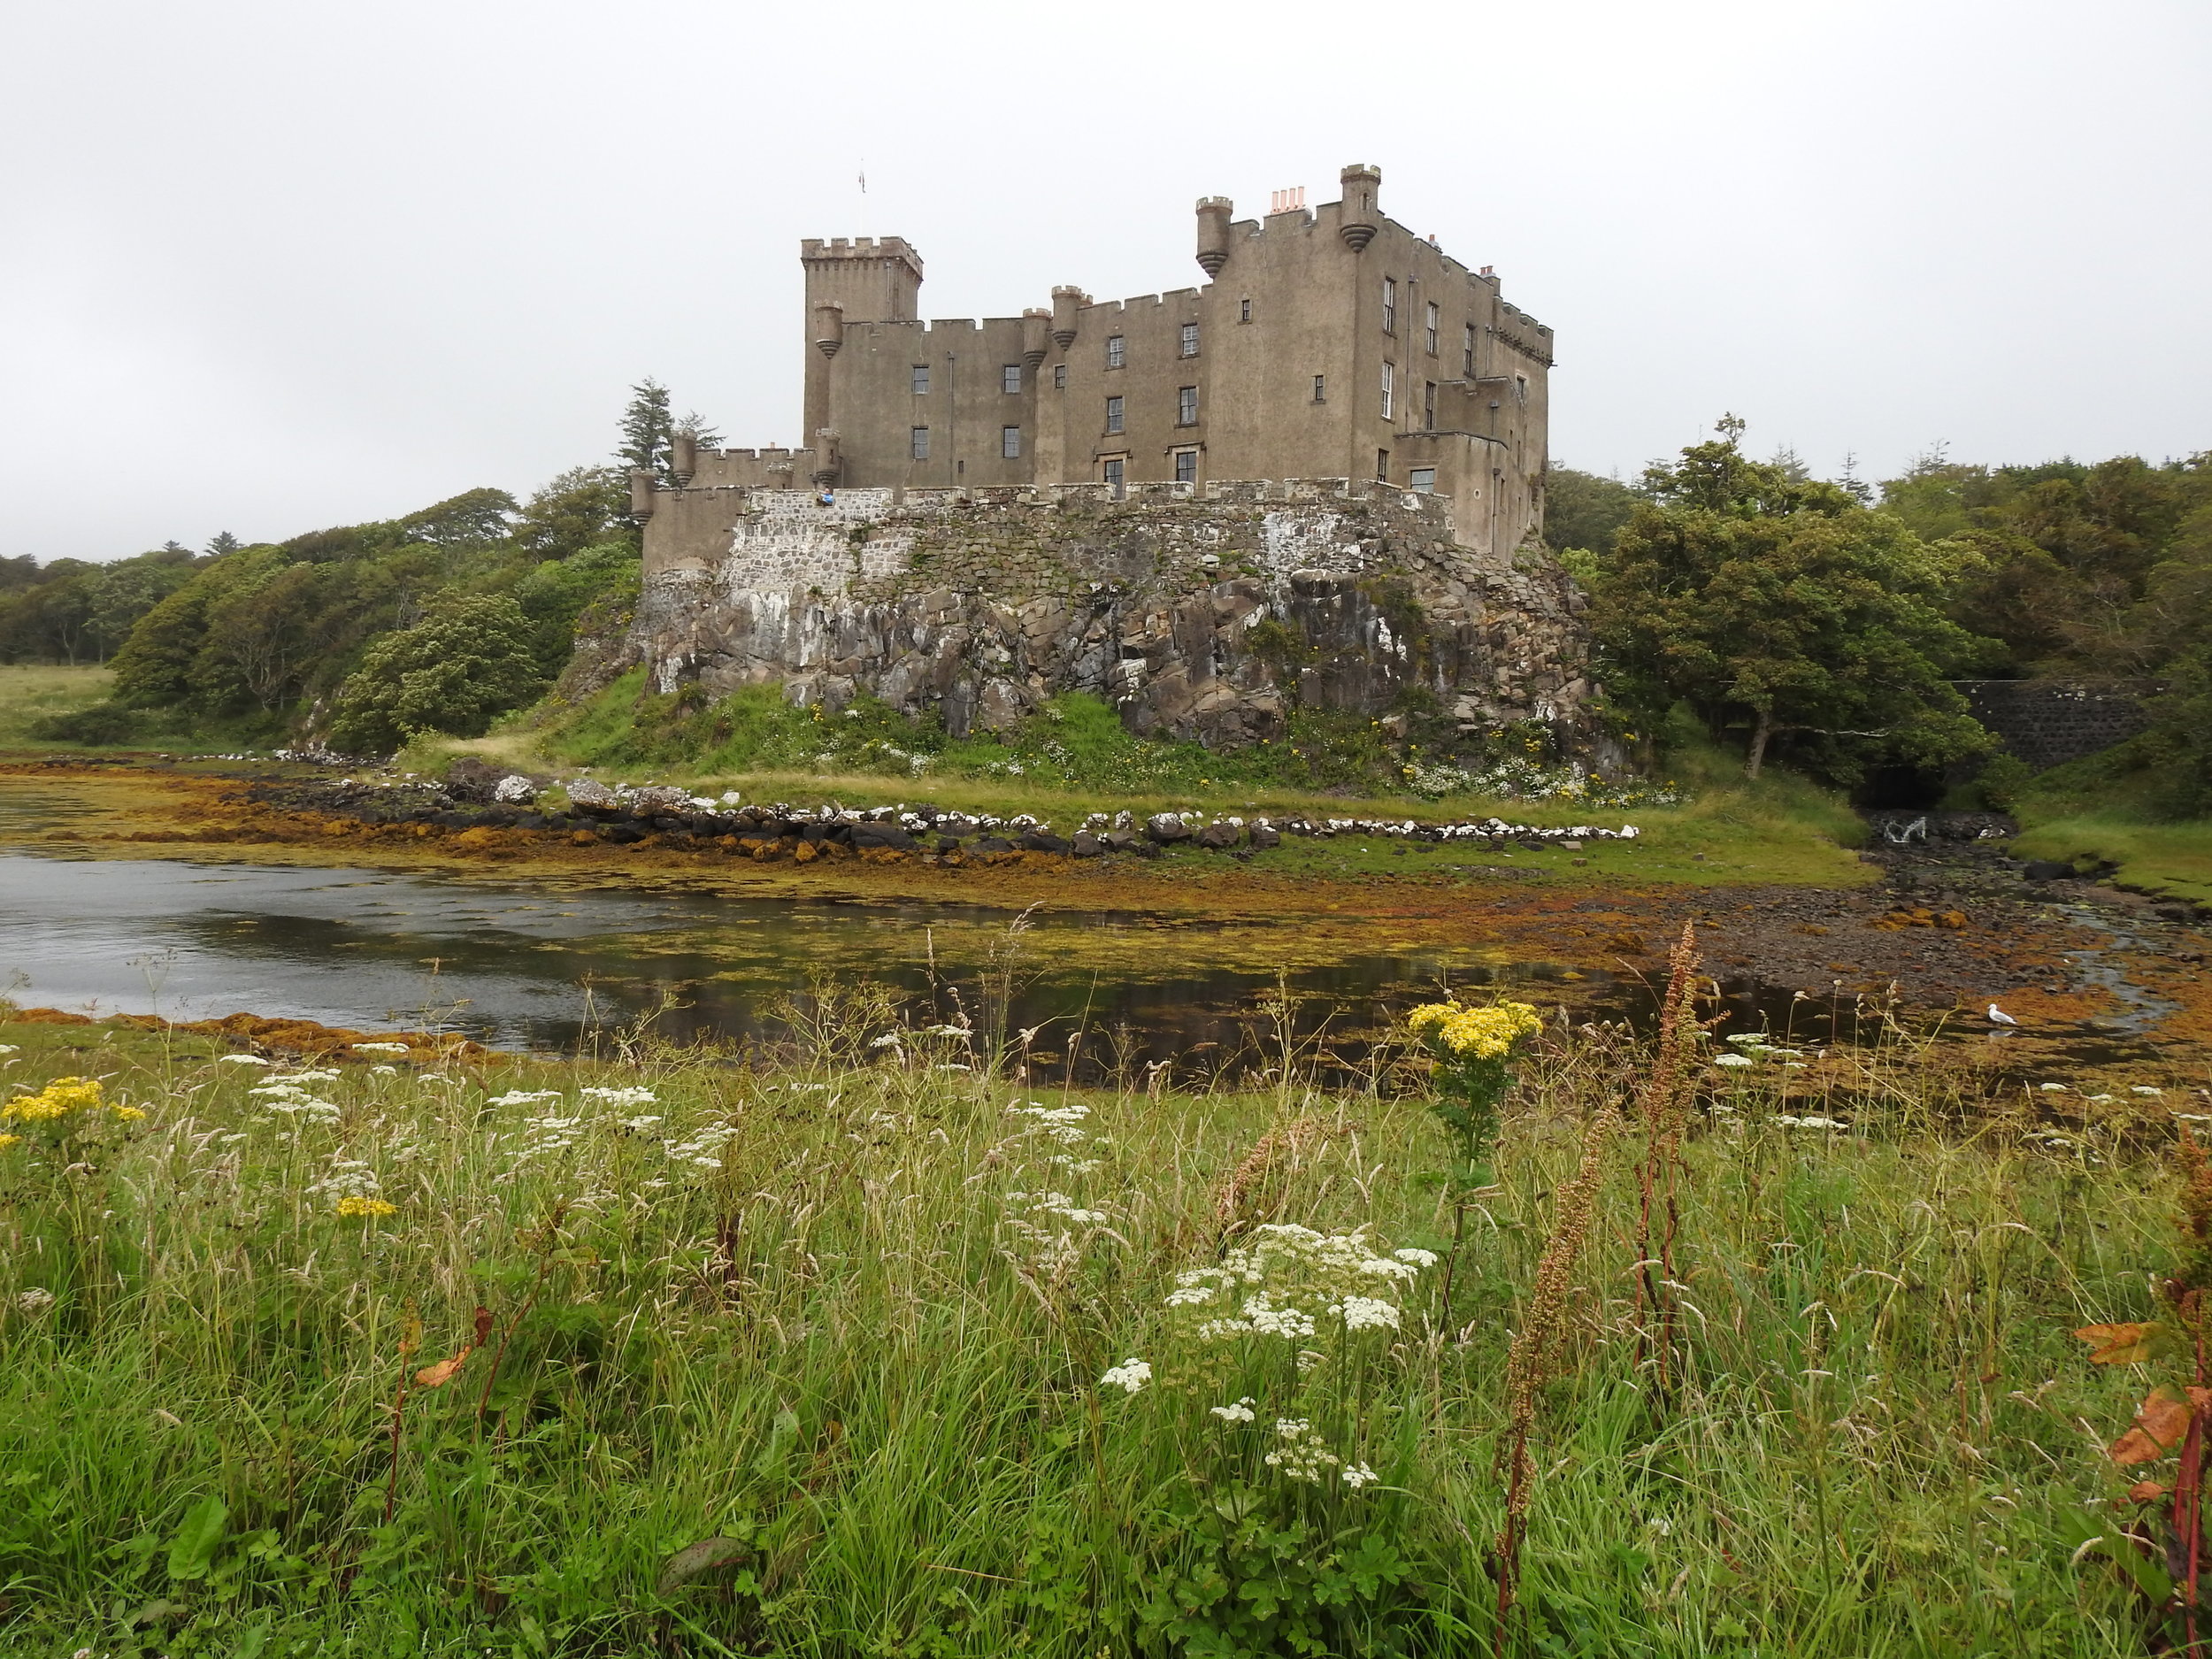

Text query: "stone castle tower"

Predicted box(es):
[636, 164, 1554, 564]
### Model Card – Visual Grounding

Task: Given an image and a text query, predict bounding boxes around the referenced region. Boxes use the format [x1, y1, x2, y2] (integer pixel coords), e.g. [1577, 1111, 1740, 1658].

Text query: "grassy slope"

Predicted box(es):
[440, 677, 1872, 889]
[1995, 748, 2212, 902]
[0, 1010, 2179, 1655]
[0, 664, 113, 749]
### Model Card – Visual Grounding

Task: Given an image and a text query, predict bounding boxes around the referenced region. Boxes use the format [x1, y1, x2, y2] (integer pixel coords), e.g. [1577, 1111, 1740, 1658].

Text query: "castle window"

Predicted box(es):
[1240, 298, 1252, 323]
[1424, 380, 1436, 431]
[1425, 303, 1440, 356]
[1002, 426, 1021, 459]
[1179, 322, 1200, 358]
[1381, 277, 1396, 336]
[1380, 362, 1394, 421]
[1053, 364, 1067, 390]
[1102, 457, 1125, 499]
[1176, 386, 1198, 426]
[911, 365, 930, 395]
[1409, 467, 1436, 493]
[1463, 324, 1476, 376]
[910, 426, 930, 460]
[1312, 373, 1325, 403]
[1106, 334, 1125, 369]
[1105, 396, 1125, 434]
[1515, 373, 1528, 403]
[1377, 449, 1390, 481]
[1002, 364, 1022, 394]
[1174, 449, 1198, 484]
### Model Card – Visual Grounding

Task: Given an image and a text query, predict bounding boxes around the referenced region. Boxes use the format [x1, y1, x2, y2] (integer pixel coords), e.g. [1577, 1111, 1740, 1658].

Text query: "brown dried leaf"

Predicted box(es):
[2109, 1386, 2195, 1465]
[2111, 1427, 2170, 1466]
[2076, 1323, 2166, 1365]
[473, 1305, 495, 1348]
[2128, 1479, 2170, 1502]
[414, 1345, 474, 1388]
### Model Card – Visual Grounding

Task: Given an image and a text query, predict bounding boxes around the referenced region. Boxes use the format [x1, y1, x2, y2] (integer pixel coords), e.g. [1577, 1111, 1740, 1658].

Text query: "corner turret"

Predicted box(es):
[1338, 164, 1380, 252]
[1195, 196, 1233, 278]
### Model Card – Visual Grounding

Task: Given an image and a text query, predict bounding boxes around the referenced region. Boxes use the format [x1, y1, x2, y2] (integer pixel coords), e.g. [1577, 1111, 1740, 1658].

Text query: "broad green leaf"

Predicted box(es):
[165, 1495, 227, 1583]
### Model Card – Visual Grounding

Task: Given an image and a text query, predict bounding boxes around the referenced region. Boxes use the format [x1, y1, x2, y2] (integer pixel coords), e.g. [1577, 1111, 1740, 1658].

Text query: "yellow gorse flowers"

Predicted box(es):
[334, 1195, 397, 1218]
[3, 1075, 142, 1126]
[1406, 1000, 1542, 1061]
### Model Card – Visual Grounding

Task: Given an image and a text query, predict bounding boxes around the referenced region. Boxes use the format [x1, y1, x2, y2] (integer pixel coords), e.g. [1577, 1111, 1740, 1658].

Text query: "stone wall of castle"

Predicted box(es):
[626, 481, 1590, 747]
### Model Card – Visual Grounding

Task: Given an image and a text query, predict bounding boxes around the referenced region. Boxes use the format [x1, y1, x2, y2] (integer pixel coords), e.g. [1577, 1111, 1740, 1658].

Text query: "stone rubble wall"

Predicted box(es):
[630, 481, 1592, 746]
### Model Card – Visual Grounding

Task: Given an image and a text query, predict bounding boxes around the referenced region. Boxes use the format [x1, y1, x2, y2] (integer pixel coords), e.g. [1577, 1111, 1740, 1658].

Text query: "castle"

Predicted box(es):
[621, 166, 1587, 749]
[634, 164, 1553, 563]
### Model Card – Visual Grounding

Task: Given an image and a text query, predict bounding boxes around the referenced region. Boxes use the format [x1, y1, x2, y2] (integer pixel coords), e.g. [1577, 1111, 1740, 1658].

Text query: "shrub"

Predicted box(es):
[326, 595, 544, 756]
[28, 701, 143, 746]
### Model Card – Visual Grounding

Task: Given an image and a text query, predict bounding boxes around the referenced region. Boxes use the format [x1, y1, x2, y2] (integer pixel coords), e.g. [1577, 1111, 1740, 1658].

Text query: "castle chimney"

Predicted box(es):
[1194, 196, 1233, 278]
[1021, 308, 1050, 371]
[670, 430, 697, 488]
[811, 299, 845, 358]
[1050, 285, 1087, 352]
[1338, 164, 1381, 252]
[627, 468, 657, 524]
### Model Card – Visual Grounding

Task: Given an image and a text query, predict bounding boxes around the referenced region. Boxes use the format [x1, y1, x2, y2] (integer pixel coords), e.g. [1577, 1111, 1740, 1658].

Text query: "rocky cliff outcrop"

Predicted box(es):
[627, 480, 1590, 746]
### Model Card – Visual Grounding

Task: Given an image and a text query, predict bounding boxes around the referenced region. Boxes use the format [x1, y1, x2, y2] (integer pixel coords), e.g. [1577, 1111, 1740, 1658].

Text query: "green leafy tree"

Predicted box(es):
[1541, 466, 1640, 562]
[326, 594, 544, 754]
[1592, 420, 1991, 780]
[513, 467, 634, 561]
[512, 541, 641, 674]
[396, 488, 518, 549]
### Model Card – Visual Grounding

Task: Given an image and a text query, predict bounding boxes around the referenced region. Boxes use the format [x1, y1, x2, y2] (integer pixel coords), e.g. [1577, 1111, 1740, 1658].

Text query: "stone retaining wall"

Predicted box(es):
[1957, 680, 2156, 771]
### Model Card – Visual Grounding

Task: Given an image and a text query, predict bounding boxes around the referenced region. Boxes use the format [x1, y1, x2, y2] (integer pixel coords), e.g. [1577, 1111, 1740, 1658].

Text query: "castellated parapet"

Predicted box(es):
[624, 481, 1589, 747]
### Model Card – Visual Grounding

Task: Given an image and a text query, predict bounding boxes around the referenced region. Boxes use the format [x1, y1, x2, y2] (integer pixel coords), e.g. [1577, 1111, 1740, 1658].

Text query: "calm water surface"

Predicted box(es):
[0, 781, 1883, 1074]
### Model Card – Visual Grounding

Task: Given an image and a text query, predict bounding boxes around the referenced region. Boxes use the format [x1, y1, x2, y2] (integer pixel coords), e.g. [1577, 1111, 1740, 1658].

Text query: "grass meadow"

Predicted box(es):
[0, 972, 2197, 1659]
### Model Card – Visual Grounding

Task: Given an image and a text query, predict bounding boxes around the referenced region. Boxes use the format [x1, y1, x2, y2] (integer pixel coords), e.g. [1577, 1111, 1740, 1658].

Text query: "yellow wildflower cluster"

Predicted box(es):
[334, 1195, 398, 1219]
[3, 1076, 124, 1124]
[1406, 1000, 1542, 1061]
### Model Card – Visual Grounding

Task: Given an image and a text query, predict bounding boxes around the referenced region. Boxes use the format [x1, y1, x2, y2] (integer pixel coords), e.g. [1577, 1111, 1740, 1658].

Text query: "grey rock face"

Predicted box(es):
[627, 486, 1590, 749]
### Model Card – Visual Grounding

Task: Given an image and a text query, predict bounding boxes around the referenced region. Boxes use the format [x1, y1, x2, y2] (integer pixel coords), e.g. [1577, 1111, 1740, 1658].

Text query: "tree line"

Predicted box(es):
[1547, 423, 2212, 807]
[7, 381, 704, 753]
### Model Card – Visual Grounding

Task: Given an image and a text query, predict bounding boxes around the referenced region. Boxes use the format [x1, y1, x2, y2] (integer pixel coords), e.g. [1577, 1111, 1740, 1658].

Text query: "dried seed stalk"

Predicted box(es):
[1496, 1102, 1624, 1655]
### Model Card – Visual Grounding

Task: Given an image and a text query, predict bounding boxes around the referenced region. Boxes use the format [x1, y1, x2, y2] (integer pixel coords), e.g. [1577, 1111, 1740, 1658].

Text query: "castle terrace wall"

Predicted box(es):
[629, 484, 1589, 749]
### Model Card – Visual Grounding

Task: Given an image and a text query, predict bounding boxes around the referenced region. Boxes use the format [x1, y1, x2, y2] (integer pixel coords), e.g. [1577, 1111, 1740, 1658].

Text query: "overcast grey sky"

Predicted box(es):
[3, 0, 2206, 562]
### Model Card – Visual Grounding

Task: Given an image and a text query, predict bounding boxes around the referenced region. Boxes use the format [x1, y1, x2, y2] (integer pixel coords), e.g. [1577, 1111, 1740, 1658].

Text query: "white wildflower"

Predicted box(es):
[370, 1065, 398, 1077]
[1393, 1247, 1440, 1267]
[217, 1054, 272, 1066]
[349, 1041, 411, 1054]
[489, 1090, 565, 1107]
[1333, 1295, 1402, 1332]
[1210, 1397, 1256, 1424]
[1340, 1462, 1381, 1490]
[580, 1086, 657, 1107]
[1099, 1358, 1152, 1394]
[1774, 1115, 1848, 1131]
[1714, 1054, 1755, 1069]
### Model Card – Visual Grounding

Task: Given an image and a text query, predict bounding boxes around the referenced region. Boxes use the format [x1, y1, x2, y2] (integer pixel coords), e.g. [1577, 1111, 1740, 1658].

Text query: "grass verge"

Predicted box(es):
[0, 988, 2182, 1655]
[0, 664, 115, 749]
